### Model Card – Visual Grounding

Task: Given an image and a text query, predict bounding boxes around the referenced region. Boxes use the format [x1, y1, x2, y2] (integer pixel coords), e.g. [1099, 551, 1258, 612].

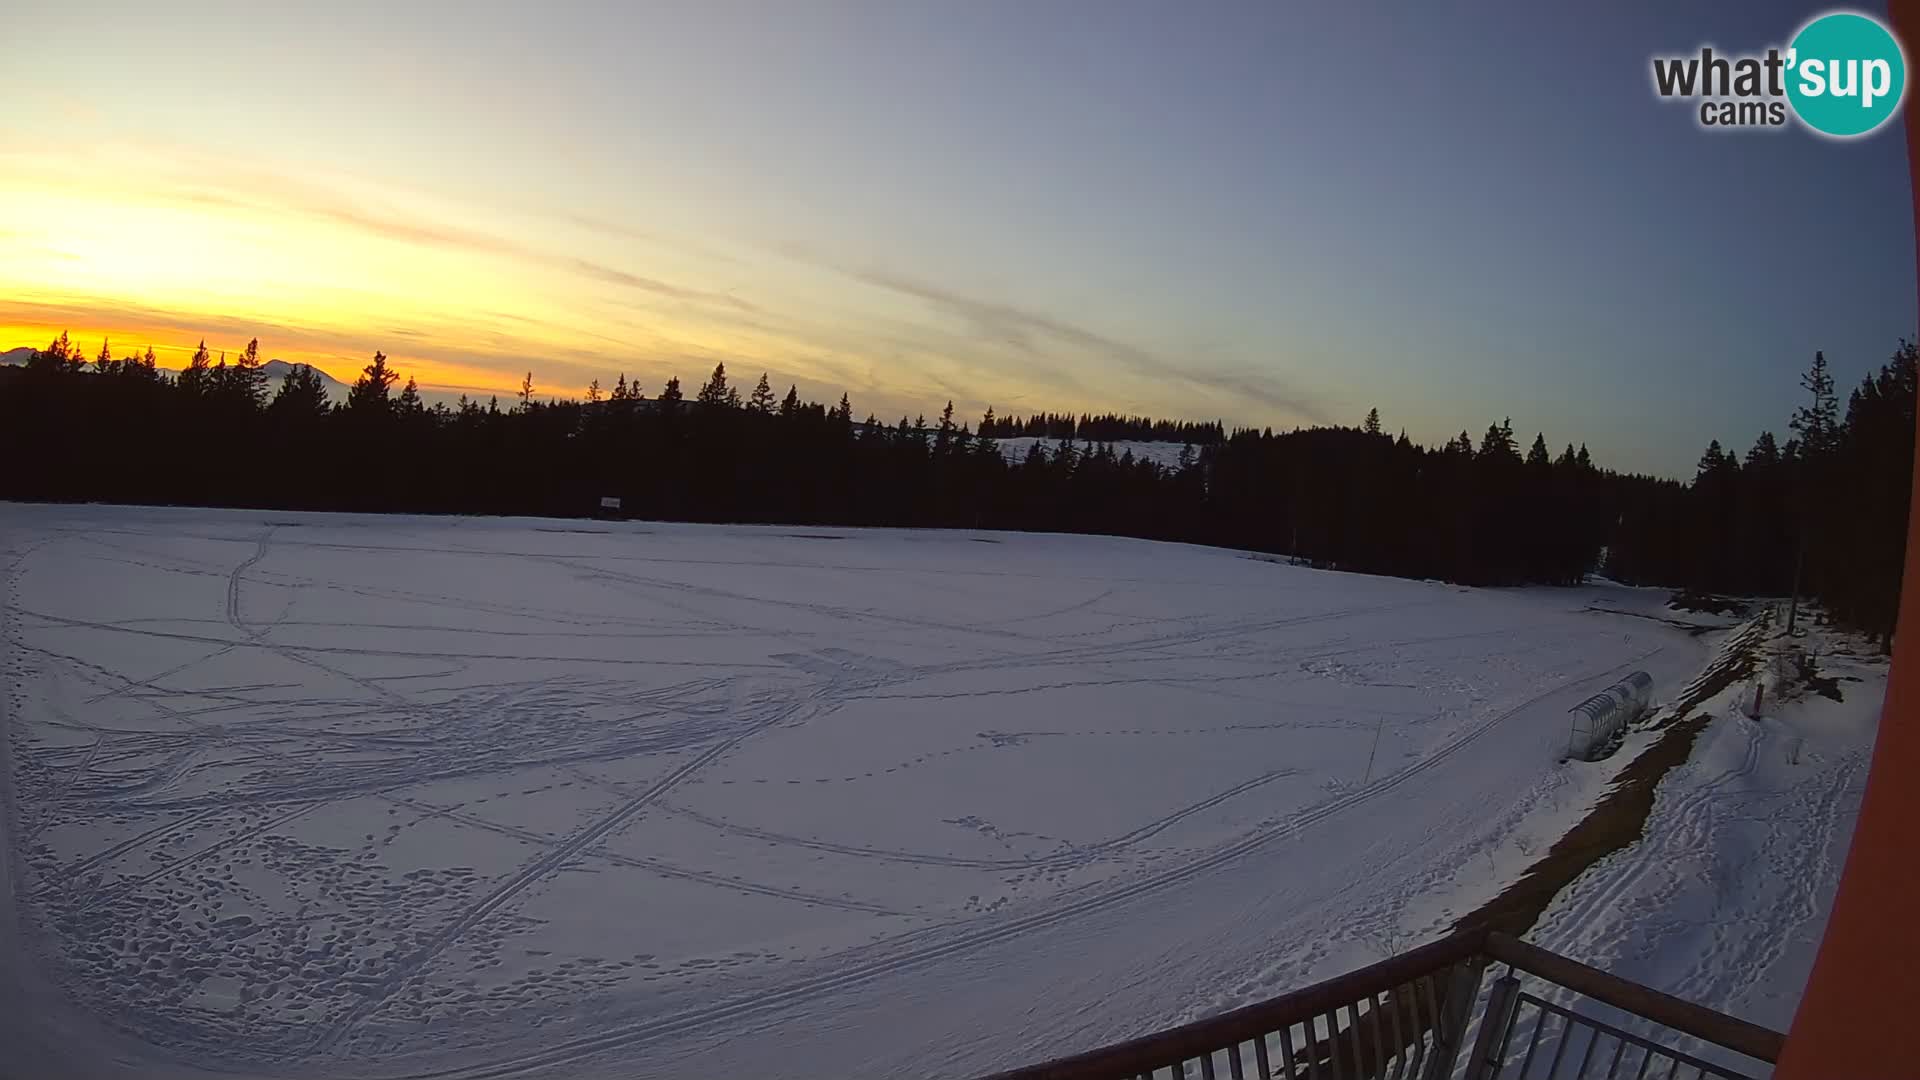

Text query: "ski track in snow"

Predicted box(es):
[1523, 636, 1882, 1071]
[410, 648, 1666, 1080]
[3, 505, 1860, 1080]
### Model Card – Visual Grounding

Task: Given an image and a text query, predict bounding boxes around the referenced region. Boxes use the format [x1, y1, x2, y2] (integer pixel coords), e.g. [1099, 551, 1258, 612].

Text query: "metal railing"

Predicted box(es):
[1462, 936, 1780, 1080]
[975, 931, 1782, 1080]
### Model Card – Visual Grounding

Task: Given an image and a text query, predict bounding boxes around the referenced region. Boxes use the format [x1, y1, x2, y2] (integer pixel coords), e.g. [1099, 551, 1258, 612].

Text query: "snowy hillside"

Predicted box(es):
[0, 347, 36, 366]
[0, 506, 1879, 1079]
[995, 436, 1197, 468]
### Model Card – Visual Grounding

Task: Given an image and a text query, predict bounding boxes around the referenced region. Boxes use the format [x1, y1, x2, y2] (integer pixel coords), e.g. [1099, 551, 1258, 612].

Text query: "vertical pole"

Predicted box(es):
[1422, 959, 1487, 1080]
[1461, 974, 1520, 1080]
[1786, 532, 1806, 637]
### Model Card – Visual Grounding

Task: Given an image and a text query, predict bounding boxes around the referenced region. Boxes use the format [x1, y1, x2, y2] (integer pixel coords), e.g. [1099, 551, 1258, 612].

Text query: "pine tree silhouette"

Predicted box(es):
[974, 408, 1000, 458]
[1791, 351, 1839, 458]
[935, 400, 956, 453]
[178, 340, 213, 396]
[269, 363, 331, 420]
[697, 363, 731, 408]
[398, 376, 424, 417]
[347, 351, 399, 415]
[25, 331, 80, 375]
[749, 373, 776, 413]
[225, 338, 267, 410]
[1478, 419, 1518, 461]
[1526, 432, 1550, 467]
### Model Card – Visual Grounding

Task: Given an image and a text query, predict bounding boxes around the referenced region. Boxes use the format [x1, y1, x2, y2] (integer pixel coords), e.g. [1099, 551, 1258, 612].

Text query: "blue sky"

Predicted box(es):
[0, 0, 1912, 475]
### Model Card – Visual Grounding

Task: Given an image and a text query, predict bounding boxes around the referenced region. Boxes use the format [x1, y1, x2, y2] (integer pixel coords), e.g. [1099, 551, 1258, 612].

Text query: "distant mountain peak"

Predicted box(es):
[260, 359, 349, 390]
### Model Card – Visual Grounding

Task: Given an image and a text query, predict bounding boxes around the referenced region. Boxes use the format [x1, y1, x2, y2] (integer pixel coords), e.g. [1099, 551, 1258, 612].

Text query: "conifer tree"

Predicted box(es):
[935, 400, 956, 453]
[1695, 439, 1727, 478]
[1786, 351, 1841, 632]
[1478, 419, 1518, 461]
[1526, 432, 1551, 467]
[178, 340, 213, 396]
[347, 351, 398, 415]
[974, 408, 1000, 458]
[269, 363, 332, 420]
[697, 363, 731, 408]
[26, 331, 79, 375]
[226, 337, 267, 410]
[1791, 351, 1839, 459]
[748, 372, 776, 413]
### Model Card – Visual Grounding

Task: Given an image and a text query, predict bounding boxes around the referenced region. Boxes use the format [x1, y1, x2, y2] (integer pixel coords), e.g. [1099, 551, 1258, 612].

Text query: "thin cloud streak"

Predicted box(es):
[840, 265, 1326, 424]
[176, 185, 758, 314]
[3, 144, 755, 316]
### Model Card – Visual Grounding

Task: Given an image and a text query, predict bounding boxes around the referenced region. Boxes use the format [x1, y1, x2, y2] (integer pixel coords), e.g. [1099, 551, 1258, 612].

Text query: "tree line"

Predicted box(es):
[1603, 344, 1915, 645]
[978, 411, 1223, 444]
[2, 331, 1911, 641]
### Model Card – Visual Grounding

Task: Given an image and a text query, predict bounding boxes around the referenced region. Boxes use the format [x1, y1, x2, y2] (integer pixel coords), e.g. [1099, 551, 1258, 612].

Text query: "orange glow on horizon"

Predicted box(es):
[0, 320, 526, 400]
[0, 139, 1292, 426]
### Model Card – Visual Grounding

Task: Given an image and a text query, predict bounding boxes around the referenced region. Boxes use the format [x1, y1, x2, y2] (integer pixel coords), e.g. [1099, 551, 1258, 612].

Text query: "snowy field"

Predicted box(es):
[0, 505, 1868, 1080]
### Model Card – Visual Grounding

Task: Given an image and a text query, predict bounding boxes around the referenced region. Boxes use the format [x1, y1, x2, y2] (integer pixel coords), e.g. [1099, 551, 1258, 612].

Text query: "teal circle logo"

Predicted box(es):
[1786, 11, 1907, 137]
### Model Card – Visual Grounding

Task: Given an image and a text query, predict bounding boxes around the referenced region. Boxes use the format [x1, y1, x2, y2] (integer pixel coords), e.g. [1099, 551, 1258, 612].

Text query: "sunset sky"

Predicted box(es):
[2, 1, 1913, 475]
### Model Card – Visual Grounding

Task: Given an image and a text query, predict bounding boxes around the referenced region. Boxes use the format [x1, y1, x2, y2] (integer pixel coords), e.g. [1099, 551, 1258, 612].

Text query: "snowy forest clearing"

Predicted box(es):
[0, 506, 1879, 1079]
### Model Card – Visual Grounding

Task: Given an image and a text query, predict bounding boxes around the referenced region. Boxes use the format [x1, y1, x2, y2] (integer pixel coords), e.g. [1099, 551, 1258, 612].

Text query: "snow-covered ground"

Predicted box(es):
[0, 505, 1873, 1080]
[1522, 621, 1883, 1069]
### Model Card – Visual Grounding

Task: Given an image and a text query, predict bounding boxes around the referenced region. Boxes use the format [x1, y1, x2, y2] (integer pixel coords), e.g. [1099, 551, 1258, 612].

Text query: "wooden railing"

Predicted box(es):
[974, 930, 1783, 1080]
